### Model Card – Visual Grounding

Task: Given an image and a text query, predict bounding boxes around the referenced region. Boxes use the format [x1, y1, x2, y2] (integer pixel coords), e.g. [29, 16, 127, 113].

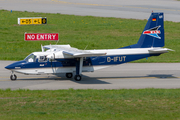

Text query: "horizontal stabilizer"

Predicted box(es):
[148, 48, 174, 54]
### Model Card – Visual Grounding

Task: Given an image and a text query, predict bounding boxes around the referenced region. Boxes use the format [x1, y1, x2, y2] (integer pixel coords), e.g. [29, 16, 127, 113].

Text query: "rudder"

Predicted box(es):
[121, 12, 164, 48]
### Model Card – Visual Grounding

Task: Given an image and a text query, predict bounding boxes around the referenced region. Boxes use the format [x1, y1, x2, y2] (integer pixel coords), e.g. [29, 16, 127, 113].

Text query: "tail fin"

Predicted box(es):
[121, 12, 164, 48]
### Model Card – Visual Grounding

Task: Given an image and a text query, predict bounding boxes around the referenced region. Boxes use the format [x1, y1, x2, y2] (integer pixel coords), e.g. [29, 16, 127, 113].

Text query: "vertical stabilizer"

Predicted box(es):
[121, 12, 164, 48]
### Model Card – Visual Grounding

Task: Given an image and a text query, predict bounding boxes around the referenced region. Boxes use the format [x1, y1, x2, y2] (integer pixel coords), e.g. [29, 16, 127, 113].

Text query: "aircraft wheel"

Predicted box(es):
[10, 74, 17, 81]
[66, 73, 73, 78]
[74, 75, 81, 81]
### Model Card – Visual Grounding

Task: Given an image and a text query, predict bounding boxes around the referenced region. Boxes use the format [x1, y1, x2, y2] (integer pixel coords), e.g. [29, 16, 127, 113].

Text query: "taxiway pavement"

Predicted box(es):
[1, 61, 180, 90]
[0, 0, 180, 22]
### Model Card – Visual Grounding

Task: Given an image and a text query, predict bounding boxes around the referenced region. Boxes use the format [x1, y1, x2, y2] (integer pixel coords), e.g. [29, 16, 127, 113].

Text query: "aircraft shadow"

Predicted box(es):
[146, 74, 177, 79]
[17, 75, 111, 84]
[82, 74, 178, 80]
[17, 74, 177, 84]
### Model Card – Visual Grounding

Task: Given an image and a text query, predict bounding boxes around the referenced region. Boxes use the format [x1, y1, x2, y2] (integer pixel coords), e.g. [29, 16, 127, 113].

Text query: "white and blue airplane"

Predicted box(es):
[5, 12, 172, 81]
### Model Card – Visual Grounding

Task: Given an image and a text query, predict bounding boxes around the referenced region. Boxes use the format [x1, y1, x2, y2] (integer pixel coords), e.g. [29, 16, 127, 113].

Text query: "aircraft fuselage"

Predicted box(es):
[5, 48, 164, 75]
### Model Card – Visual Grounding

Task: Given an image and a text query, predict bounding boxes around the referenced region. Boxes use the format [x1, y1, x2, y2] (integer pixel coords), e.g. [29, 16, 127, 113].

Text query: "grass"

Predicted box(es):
[0, 10, 180, 62]
[0, 89, 180, 119]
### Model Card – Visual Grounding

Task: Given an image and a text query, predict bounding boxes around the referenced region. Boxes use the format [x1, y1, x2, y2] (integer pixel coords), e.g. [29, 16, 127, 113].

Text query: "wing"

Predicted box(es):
[44, 45, 106, 58]
[43, 44, 71, 51]
[62, 50, 106, 57]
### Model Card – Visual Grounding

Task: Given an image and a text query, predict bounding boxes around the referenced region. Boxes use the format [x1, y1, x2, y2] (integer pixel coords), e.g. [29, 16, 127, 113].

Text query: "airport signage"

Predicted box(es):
[18, 17, 47, 25]
[25, 33, 59, 41]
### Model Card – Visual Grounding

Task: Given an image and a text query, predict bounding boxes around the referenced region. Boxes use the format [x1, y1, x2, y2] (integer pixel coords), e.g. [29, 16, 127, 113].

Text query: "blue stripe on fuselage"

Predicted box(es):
[13, 53, 160, 69]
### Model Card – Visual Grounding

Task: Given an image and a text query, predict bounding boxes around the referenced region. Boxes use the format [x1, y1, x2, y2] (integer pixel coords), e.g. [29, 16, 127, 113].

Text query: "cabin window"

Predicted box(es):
[24, 54, 36, 62]
[38, 56, 47, 62]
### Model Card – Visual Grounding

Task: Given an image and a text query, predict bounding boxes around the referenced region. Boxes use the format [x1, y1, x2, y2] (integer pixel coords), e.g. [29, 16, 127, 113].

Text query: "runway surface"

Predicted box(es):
[0, 0, 180, 22]
[1, 61, 180, 90]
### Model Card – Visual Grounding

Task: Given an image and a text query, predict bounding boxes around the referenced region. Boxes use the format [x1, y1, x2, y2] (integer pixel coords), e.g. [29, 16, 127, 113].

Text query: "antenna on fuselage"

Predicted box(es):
[84, 45, 88, 50]
[56, 39, 59, 45]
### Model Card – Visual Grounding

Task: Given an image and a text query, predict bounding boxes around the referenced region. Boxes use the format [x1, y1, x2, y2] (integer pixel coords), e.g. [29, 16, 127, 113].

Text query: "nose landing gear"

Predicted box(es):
[10, 71, 17, 81]
[10, 74, 17, 81]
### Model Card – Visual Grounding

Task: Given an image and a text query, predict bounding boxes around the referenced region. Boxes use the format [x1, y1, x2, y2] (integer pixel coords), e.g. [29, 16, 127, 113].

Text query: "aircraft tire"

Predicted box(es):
[74, 75, 81, 81]
[10, 74, 17, 81]
[66, 73, 73, 78]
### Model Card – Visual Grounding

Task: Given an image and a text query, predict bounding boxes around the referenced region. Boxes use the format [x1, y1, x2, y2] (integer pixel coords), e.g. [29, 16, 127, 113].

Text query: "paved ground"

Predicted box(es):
[1, 61, 180, 90]
[0, 0, 180, 22]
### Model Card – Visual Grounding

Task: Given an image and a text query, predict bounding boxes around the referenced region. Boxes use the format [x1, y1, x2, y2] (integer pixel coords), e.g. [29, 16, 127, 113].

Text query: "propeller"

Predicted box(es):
[41, 44, 44, 52]
[50, 43, 52, 52]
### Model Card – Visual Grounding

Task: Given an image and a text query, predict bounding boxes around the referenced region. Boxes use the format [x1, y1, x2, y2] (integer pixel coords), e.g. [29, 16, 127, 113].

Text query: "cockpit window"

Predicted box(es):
[24, 54, 36, 62]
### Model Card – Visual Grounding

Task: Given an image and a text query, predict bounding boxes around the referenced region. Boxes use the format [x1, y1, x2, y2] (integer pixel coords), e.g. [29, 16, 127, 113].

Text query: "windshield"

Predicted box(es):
[24, 54, 36, 62]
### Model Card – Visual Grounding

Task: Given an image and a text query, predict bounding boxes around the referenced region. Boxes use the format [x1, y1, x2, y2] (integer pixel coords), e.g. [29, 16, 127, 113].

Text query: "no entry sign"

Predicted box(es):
[25, 33, 59, 41]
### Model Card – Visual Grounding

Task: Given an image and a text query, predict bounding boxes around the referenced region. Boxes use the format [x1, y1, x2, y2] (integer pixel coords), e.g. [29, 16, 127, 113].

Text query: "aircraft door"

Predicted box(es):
[98, 57, 106, 64]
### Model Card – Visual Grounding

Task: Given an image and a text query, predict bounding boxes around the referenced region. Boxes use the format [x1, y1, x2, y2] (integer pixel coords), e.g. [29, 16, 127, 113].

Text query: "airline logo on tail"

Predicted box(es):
[143, 26, 161, 39]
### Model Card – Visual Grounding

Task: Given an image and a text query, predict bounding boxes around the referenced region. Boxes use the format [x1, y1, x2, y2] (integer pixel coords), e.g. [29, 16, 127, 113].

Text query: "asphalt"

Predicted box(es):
[0, 0, 180, 22]
[1, 61, 180, 90]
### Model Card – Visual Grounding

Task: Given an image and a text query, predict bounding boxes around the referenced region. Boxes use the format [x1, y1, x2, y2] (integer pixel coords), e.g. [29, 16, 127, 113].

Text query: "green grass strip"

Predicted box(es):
[0, 10, 179, 62]
[0, 89, 180, 119]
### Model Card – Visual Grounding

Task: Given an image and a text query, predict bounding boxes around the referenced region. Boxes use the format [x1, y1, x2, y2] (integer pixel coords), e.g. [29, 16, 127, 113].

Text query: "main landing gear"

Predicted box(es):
[66, 73, 73, 78]
[65, 73, 81, 81]
[10, 72, 17, 81]
[74, 58, 83, 81]
[74, 75, 81, 81]
[65, 58, 83, 81]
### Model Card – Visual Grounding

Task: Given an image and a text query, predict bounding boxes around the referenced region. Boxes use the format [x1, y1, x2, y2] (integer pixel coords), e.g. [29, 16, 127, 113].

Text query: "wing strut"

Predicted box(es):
[74, 57, 83, 81]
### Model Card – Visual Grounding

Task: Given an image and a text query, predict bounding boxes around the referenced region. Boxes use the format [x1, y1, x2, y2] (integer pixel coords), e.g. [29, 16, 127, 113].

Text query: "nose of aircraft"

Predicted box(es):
[5, 60, 26, 70]
[5, 64, 11, 69]
[5, 63, 16, 70]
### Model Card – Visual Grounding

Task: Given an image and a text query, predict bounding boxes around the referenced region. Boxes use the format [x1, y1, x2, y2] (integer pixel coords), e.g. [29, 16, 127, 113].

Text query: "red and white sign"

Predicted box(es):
[25, 33, 59, 41]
